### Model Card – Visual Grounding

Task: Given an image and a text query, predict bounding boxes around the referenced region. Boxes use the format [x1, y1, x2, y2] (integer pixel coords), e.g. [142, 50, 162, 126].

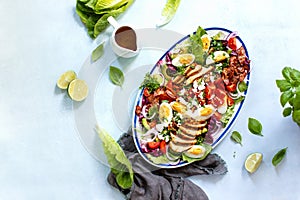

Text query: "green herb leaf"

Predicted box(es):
[283, 107, 292, 117]
[272, 147, 287, 167]
[292, 110, 300, 126]
[282, 67, 292, 82]
[109, 66, 124, 87]
[248, 117, 263, 136]
[293, 93, 300, 110]
[280, 90, 294, 107]
[139, 72, 160, 93]
[157, 0, 181, 27]
[92, 42, 105, 61]
[277, 67, 300, 127]
[96, 126, 133, 189]
[276, 79, 292, 92]
[230, 131, 242, 145]
[290, 68, 300, 82]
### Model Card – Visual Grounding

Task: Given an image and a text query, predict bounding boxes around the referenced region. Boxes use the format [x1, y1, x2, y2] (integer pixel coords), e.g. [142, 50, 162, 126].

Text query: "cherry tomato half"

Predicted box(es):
[159, 140, 167, 154]
[228, 37, 237, 50]
[148, 141, 160, 149]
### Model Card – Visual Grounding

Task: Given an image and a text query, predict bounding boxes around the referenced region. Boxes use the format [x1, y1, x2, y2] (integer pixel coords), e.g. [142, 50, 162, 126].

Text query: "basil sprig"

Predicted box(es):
[276, 67, 300, 126]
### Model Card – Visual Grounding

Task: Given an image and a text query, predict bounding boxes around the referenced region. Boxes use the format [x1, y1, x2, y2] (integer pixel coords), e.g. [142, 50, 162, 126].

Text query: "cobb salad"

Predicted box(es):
[133, 26, 250, 167]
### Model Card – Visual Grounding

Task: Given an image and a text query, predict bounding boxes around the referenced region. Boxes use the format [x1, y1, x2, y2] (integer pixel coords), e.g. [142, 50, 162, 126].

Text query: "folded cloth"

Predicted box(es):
[107, 129, 228, 200]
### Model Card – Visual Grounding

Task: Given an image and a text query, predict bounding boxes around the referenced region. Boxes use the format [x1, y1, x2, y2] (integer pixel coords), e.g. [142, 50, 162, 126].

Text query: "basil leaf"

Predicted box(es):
[276, 79, 292, 92]
[282, 67, 292, 82]
[293, 93, 300, 110]
[292, 110, 300, 126]
[92, 42, 104, 61]
[96, 126, 133, 189]
[272, 147, 287, 167]
[290, 68, 300, 82]
[283, 107, 292, 117]
[230, 131, 242, 145]
[248, 117, 263, 136]
[280, 90, 294, 107]
[109, 66, 124, 87]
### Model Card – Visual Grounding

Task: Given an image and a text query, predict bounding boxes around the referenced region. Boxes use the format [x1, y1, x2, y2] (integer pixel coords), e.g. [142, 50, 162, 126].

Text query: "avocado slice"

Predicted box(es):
[161, 64, 173, 81]
[142, 118, 150, 130]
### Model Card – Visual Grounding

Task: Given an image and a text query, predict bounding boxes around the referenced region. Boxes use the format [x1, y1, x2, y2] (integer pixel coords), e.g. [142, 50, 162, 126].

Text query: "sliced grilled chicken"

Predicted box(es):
[170, 133, 197, 145]
[173, 75, 185, 85]
[179, 126, 202, 137]
[185, 66, 214, 85]
[183, 119, 207, 129]
[169, 141, 192, 153]
[185, 65, 202, 77]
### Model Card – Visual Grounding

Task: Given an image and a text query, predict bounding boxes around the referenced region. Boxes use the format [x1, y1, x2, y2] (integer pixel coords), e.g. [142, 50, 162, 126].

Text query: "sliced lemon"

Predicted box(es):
[68, 79, 89, 101]
[244, 152, 263, 173]
[57, 70, 77, 89]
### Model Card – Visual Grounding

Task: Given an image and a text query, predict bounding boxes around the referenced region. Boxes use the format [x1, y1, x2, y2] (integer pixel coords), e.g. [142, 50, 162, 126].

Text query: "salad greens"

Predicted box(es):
[139, 72, 160, 93]
[109, 66, 124, 87]
[248, 117, 263, 136]
[76, 0, 134, 38]
[276, 66, 300, 126]
[157, 0, 181, 27]
[272, 147, 287, 167]
[189, 26, 206, 65]
[96, 126, 133, 189]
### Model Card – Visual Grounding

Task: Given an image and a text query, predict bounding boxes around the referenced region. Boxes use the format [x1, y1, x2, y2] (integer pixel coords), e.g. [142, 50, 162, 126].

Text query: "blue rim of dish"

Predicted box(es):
[132, 27, 250, 168]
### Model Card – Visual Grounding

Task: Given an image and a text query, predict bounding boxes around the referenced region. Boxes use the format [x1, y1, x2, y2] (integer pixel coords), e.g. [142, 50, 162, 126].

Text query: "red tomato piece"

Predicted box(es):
[228, 37, 237, 50]
[148, 141, 160, 149]
[227, 96, 235, 106]
[160, 140, 167, 154]
[226, 83, 237, 92]
[143, 88, 151, 97]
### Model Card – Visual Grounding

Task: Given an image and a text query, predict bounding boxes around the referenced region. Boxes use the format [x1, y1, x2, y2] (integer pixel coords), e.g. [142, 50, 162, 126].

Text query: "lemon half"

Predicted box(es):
[68, 79, 89, 101]
[57, 70, 77, 89]
[244, 152, 263, 173]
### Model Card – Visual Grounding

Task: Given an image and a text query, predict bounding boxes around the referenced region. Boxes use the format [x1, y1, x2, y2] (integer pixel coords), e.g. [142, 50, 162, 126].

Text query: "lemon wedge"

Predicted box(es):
[68, 79, 89, 101]
[57, 70, 77, 89]
[244, 152, 263, 173]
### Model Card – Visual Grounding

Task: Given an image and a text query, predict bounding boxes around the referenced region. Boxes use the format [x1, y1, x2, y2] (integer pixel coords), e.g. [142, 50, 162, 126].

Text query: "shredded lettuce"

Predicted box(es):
[157, 0, 181, 27]
[96, 126, 133, 189]
[221, 105, 235, 127]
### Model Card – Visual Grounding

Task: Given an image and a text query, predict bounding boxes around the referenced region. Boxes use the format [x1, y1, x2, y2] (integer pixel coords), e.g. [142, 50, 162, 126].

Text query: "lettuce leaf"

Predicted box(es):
[157, 0, 181, 27]
[75, 0, 134, 38]
[96, 126, 133, 189]
[189, 26, 207, 64]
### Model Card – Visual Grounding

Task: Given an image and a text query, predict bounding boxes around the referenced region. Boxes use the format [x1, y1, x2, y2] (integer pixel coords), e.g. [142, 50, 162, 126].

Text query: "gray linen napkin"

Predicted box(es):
[107, 129, 228, 200]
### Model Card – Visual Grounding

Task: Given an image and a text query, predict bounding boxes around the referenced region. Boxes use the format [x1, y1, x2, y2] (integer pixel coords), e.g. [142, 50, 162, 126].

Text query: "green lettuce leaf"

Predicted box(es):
[75, 0, 134, 38]
[96, 126, 133, 189]
[95, 0, 128, 11]
[157, 0, 181, 27]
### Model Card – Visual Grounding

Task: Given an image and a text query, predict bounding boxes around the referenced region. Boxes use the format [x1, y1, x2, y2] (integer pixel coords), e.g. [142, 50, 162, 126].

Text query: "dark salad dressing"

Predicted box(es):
[115, 26, 137, 51]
